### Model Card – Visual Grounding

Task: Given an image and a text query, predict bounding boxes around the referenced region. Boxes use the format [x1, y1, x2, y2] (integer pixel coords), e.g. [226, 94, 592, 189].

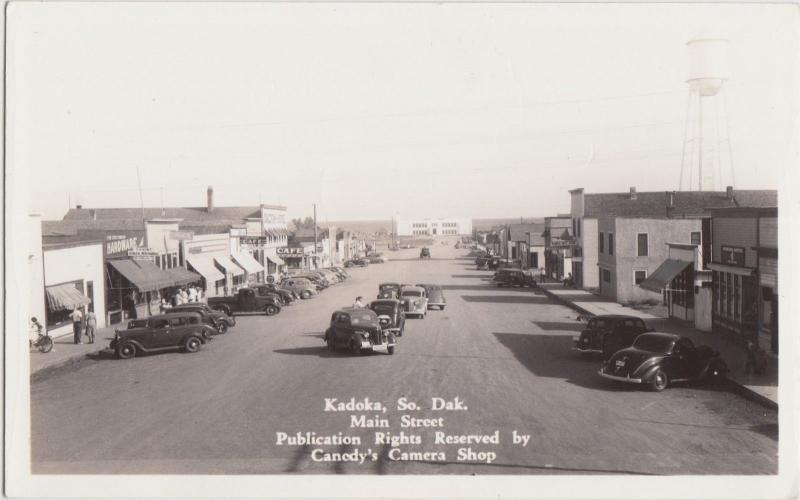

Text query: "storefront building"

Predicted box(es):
[229, 227, 266, 285]
[182, 233, 244, 297]
[42, 241, 106, 338]
[544, 216, 574, 281]
[278, 245, 315, 270]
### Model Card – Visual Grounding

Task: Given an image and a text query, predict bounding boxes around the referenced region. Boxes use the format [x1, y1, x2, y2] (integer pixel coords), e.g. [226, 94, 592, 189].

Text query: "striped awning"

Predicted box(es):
[214, 255, 245, 276]
[186, 254, 225, 283]
[232, 252, 264, 274]
[165, 267, 203, 287]
[46, 284, 91, 312]
[266, 249, 286, 266]
[107, 259, 176, 292]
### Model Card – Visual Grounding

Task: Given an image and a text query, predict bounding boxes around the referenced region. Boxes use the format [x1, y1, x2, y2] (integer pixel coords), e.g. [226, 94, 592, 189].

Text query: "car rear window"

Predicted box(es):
[401, 290, 422, 297]
[633, 335, 673, 353]
[350, 313, 376, 324]
[588, 318, 610, 329]
[372, 305, 394, 314]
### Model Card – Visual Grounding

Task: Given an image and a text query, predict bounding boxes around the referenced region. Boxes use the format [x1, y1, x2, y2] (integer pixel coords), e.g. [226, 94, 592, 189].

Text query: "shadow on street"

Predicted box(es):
[461, 295, 551, 304]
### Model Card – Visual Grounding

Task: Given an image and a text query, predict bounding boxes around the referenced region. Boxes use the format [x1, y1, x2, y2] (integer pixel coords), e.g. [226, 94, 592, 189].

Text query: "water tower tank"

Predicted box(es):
[686, 38, 729, 96]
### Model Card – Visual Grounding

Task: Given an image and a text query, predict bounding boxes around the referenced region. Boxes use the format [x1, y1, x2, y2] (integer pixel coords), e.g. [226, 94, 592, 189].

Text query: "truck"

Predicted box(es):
[207, 288, 283, 316]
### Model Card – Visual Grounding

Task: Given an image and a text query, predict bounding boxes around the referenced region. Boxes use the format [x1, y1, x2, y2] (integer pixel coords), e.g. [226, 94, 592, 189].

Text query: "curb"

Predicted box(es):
[540, 286, 778, 410]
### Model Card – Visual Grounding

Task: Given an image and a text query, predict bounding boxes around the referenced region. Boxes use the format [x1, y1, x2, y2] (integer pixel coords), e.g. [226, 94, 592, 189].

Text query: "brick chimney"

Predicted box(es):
[207, 186, 214, 213]
[726, 186, 734, 200]
[629, 187, 637, 200]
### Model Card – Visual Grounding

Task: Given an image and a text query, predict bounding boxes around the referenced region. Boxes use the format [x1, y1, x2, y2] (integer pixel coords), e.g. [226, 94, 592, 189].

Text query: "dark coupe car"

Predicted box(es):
[323, 308, 397, 355]
[377, 282, 402, 299]
[599, 332, 728, 392]
[111, 312, 213, 359]
[572, 314, 654, 357]
[253, 284, 297, 305]
[492, 269, 537, 288]
[369, 299, 406, 336]
[344, 258, 370, 268]
[419, 247, 431, 259]
[166, 303, 236, 334]
[416, 283, 446, 310]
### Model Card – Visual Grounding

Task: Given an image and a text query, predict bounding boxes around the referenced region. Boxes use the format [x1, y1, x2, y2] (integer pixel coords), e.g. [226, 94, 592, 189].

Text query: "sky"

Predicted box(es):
[8, 2, 797, 222]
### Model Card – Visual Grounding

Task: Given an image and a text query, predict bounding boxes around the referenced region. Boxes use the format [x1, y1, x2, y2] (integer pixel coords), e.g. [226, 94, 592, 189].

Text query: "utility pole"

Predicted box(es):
[313, 203, 318, 270]
[136, 167, 145, 226]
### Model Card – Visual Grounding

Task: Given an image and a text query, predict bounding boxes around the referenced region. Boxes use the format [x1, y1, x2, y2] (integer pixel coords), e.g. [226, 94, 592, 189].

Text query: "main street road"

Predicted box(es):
[31, 245, 777, 475]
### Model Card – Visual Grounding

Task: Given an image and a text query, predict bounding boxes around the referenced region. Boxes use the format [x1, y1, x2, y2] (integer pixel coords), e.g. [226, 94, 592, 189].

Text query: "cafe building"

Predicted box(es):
[278, 245, 315, 270]
[42, 240, 106, 338]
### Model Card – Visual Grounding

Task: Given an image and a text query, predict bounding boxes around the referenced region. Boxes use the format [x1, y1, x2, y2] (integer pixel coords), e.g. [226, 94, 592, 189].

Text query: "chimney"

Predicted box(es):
[76, 204, 83, 209]
[667, 191, 675, 209]
[726, 186, 734, 200]
[207, 186, 214, 213]
[629, 187, 637, 200]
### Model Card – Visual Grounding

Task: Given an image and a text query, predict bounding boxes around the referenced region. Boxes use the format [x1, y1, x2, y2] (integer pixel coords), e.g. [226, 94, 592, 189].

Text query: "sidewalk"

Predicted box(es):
[539, 283, 778, 409]
[30, 326, 117, 377]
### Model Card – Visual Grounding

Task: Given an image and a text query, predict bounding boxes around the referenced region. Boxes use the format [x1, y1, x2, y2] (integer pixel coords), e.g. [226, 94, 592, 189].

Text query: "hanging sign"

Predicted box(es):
[128, 247, 158, 261]
[721, 246, 745, 266]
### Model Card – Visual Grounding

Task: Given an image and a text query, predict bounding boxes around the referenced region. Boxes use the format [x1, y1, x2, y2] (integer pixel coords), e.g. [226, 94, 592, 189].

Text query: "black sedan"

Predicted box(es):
[369, 299, 406, 336]
[166, 303, 236, 334]
[323, 308, 397, 355]
[572, 314, 653, 357]
[599, 332, 728, 392]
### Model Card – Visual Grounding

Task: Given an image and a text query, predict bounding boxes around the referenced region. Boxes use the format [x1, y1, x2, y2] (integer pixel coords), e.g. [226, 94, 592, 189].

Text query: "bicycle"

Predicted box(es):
[30, 331, 54, 353]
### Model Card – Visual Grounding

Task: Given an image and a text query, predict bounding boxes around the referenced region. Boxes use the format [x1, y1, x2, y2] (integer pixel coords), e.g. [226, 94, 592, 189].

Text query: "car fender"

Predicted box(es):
[697, 357, 726, 379]
[637, 361, 665, 382]
[118, 338, 148, 352]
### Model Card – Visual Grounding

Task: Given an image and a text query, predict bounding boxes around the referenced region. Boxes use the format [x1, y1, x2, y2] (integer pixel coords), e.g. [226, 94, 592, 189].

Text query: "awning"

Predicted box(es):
[639, 259, 693, 293]
[107, 259, 176, 292]
[232, 251, 264, 274]
[45, 284, 91, 312]
[708, 263, 756, 277]
[186, 254, 225, 283]
[266, 250, 286, 266]
[165, 267, 203, 287]
[214, 255, 245, 276]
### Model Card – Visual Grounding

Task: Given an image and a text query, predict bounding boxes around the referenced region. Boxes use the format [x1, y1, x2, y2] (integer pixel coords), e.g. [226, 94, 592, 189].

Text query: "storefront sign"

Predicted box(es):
[128, 247, 158, 261]
[106, 235, 145, 257]
[721, 246, 745, 266]
[276, 247, 307, 256]
[240, 236, 267, 245]
[169, 230, 194, 241]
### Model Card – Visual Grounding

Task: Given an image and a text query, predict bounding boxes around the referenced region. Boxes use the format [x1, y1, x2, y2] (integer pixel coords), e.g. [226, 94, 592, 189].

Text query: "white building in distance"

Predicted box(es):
[396, 217, 473, 237]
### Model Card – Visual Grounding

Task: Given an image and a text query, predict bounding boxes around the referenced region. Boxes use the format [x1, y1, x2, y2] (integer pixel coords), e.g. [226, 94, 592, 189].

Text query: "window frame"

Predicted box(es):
[599, 232, 605, 253]
[690, 231, 701, 245]
[634, 269, 647, 285]
[637, 233, 649, 257]
[608, 233, 614, 256]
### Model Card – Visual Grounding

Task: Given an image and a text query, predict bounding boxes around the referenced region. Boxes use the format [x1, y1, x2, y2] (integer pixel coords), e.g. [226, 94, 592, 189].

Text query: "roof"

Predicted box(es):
[62, 205, 285, 222]
[42, 219, 145, 237]
[508, 223, 546, 244]
[582, 190, 777, 218]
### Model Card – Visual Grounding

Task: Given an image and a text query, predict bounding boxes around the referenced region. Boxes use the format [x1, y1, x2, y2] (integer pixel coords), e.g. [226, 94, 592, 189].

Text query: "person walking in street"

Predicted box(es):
[70, 307, 84, 344]
[85, 310, 97, 344]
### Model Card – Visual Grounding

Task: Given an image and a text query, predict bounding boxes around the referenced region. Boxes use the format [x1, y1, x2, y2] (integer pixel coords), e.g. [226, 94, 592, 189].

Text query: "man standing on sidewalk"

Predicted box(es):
[70, 307, 84, 344]
[85, 310, 97, 344]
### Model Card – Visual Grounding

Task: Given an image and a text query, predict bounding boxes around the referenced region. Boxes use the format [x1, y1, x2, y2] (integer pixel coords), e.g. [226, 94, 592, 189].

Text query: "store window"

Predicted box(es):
[602, 269, 611, 283]
[691, 232, 701, 245]
[45, 280, 85, 328]
[608, 233, 614, 256]
[599, 232, 604, 253]
[637, 233, 648, 257]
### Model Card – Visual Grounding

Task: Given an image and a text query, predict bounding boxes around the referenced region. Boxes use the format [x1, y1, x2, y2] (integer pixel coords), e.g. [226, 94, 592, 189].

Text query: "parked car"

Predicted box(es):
[369, 299, 406, 336]
[492, 268, 537, 288]
[324, 308, 397, 355]
[208, 288, 282, 316]
[419, 247, 431, 259]
[377, 282, 402, 299]
[289, 272, 329, 290]
[166, 303, 236, 334]
[252, 284, 295, 305]
[572, 314, 654, 357]
[415, 283, 446, 310]
[280, 277, 318, 299]
[400, 285, 428, 318]
[344, 258, 369, 268]
[599, 333, 728, 392]
[330, 266, 349, 279]
[111, 312, 213, 359]
[368, 253, 389, 263]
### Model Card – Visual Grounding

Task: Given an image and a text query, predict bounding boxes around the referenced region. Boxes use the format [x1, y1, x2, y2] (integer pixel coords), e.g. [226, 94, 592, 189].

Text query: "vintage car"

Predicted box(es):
[369, 299, 406, 336]
[599, 333, 728, 392]
[166, 303, 236, 334]
[279, 277, 318, 299]
[324, 308, 397, 355]
[476, 255, 500, 269]
[419, 247, 431, 259]
[289, 272, 328, 290]
[208, 288, 283, 316]
[368, 253, 389, 263]
[376, 282, 402, 299]
[344, 258, 369, 268]
[111, 312, 213, 359]
[572, 314, 654, 357]
[399, 285, 428, 318]
[253, 284, 296, 304]
[416, 283, 446, 310]
[492, 268, 537, 288]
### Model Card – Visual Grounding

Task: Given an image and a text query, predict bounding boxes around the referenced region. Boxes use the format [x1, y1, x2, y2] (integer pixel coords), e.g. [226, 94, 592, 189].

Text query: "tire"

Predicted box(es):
[440, 305, 445, 311]
[649, 369, 669, 392]
[184, 336, 202, 353]
[300, 290, 312, 300]
[327, 338, 336, 352]
[265, 305, 279, 316]
[117, 342, 136, 359]
[388, 345, 395, 355]
[38, 337, 53, 353]
[216, 322, 229, 334]
[350, 340, 362, 356]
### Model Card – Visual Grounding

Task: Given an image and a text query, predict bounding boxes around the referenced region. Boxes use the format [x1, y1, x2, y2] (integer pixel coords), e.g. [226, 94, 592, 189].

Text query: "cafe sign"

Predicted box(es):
[721, 246, 745, 266]
[276, 247, 307, 256]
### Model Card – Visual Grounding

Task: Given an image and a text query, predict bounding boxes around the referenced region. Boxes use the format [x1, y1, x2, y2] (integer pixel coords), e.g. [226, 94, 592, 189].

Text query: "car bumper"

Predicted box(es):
[572, 346, 603, 354]
[361, 341, 397, 351]
[598, 370, 643, 384]
[428, 302, 445, 308]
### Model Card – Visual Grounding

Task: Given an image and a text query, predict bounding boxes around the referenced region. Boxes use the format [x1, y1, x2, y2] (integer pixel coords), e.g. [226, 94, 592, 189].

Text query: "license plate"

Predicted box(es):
[361, 341, 371, 349]
[615, 360, 625, 368]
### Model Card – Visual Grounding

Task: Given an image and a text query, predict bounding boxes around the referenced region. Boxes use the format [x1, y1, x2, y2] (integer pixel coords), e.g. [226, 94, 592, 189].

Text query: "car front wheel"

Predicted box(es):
[649, 369, 669, 392]
[388, 345, 395, 355]
[184, 336, 202, 353]
[217, 322, 228, 334]
[265, 305, 279, 316]
[327, 338, 336, 352]
[350, 340, 362, 356]
[117, 342, 136, 359]
[300, 290, 312, 299]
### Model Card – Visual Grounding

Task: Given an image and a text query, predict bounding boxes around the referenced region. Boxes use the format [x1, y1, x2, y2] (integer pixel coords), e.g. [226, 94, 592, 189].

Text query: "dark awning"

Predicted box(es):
[46, 284, 91, 312]
[107, 259, 176, 292]
[639, 259, 693, 293]
[165, 267, 203, 287]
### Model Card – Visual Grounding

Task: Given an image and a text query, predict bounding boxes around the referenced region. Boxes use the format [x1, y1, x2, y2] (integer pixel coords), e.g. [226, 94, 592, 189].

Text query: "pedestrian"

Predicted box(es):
[127, 292, 138, 319]
[70, 307, 84, 344]
[353, 296, 365, 308]
[160, 298, 172, 313]
[188, 285, 198, 303]
[180, 287, 189, 304]
[29, 316, 44, 347]
[85, 310, 97, 344]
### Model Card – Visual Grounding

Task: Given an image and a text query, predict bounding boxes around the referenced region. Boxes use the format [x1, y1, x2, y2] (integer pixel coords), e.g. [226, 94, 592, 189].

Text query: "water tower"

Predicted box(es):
[680, 38, 734, 191]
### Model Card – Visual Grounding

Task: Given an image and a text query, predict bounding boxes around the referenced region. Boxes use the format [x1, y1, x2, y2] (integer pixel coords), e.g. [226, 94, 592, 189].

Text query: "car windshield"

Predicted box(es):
[350, 312, 377, 324]
[587, 318, 610, 329]
[372, 305, 395, 314]
[633, 335, 674, 353]
[401, 290, 422, 297]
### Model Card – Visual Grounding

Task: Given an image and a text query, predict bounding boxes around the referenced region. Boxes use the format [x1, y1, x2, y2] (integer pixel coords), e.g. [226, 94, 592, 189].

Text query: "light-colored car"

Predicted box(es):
[399, 285, 428, 318]
[368, 253, 389, 263]
[280, 277, 318, 299]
